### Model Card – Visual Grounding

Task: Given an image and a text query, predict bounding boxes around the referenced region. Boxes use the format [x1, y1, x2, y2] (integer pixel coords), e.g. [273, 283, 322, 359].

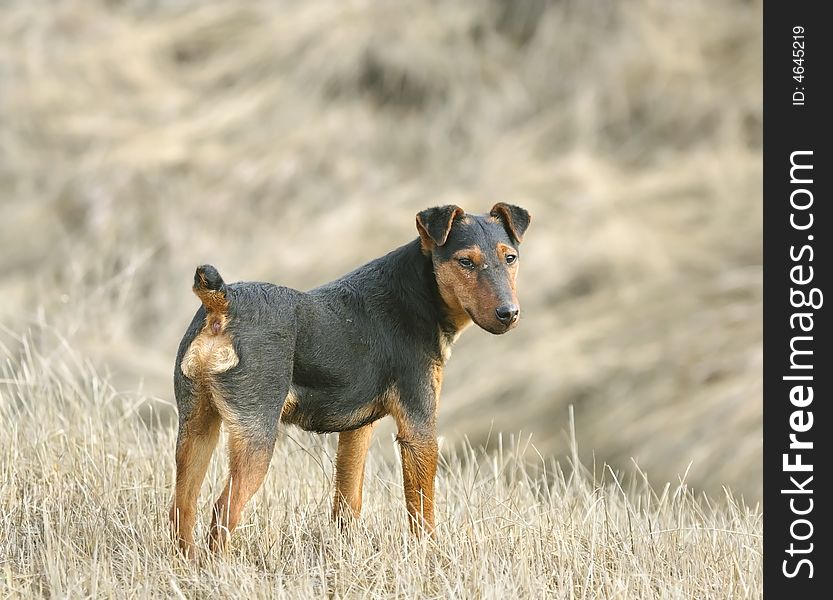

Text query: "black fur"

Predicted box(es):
[175, 240, 446, 437]
[174, 207, 528, 439]
[490, 202, 531, 243]
[171, 205, 530, 546]
[194, 264, 226, 293]
[416, 205, 463, 246]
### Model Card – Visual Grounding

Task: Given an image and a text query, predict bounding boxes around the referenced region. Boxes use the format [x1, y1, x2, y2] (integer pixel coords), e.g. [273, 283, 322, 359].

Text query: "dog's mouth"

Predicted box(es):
[466, 309, 518, 335]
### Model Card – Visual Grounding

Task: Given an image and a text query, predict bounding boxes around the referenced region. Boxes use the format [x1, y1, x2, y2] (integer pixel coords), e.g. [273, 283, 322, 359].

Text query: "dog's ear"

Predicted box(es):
[416, 205, 465, 251]
[490, 203, 531, 244]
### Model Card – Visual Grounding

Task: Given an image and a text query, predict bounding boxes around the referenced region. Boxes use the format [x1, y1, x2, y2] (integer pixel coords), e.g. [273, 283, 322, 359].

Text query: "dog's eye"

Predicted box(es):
[505, 254, 517, 264]
[458, 258, 474, 269]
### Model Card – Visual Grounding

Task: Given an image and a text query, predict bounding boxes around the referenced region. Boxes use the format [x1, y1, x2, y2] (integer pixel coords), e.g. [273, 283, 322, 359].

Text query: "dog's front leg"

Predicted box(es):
[396, 430, 438, 535]
[390, 366, 443, 535]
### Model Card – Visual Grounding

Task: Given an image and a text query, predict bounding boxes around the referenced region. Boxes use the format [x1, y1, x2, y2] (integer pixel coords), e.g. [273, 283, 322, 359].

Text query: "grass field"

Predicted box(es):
[1, 0, 763, 596]
[0, 326, 761, 598]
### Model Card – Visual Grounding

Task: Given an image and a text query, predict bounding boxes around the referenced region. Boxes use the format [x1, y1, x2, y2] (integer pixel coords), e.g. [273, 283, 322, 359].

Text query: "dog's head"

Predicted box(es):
[417, 203, 531, 335]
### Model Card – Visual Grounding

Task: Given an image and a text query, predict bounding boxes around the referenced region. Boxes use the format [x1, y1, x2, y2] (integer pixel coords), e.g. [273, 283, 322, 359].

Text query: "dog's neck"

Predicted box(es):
[382, 239, 470, 351]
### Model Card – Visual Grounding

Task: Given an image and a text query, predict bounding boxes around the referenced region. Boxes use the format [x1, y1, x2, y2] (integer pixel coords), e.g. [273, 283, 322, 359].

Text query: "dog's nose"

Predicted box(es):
[495, 304, 519, 325]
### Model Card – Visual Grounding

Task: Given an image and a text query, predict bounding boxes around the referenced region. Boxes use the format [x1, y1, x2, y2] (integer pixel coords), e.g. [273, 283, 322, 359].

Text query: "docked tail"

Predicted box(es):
[180, 264, 238, 380]
[193, 264, 229, 315]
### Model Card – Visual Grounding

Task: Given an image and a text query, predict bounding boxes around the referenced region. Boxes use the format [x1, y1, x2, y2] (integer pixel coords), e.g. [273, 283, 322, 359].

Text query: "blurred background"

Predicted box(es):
[0, 0, 762, 499]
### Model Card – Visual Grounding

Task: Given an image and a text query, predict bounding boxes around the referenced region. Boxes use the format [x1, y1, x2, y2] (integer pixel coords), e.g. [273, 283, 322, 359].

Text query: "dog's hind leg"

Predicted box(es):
[207, 424, 277, 553]
[170, 397, 221, 558]
[332, 422, 376, 523]
[207, 377, 290, 553]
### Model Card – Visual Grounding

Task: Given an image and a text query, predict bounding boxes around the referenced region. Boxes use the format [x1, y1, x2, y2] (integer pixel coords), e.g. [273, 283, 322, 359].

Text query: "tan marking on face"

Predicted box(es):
[496, 242, 520, 293]
[454, 246, 485, 266]
[434, 260, 474, 330]
[434, 244, 510, 331]
[497, 242, 518, 258]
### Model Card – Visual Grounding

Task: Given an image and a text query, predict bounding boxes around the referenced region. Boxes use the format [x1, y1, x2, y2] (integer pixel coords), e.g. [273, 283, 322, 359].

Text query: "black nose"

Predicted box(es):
[495, 304, 519, 325]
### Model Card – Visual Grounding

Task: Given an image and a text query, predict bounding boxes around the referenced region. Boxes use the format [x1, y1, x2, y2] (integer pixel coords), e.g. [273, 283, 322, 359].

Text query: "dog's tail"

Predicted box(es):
[193, 264, 229, 317]
[181, 265, 237, 379]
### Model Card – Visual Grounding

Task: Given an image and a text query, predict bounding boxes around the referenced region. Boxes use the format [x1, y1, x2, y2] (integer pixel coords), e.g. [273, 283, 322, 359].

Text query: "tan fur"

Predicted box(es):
[397, 435, 438, 535]
[458, 246, 485, 266]
[332, 422, 377, 521]
[385, 381, 440, 535]
[434, 258, 478, 331]
[208, 438, 273, 553]
[496, 242, 517, 256]
[440, 320, 469, 360]
[182, 270, 237, 379]
[171, 282, 245, 555]
[179, 295, 239, 422]
[180, 327, 238, 379]
[279, 388, 299, 421]
[169, 400, 221, 558]
[171, 206, 527, 551]
[434, 243, 520, 332]
[496, 242, 520, 295]
[431, 361, 444, 409]
[381, 386, 412, 438]
[194, 272, 230, 314]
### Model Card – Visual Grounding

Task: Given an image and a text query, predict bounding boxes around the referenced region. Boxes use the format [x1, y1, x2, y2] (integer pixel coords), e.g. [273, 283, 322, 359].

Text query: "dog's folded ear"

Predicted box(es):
[490, 203, 531, 244]
[416, 205, 465, 250]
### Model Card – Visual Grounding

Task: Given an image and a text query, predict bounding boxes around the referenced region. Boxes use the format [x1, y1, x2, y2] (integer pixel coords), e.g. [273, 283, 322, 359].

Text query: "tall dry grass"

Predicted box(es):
[0, 326, 761, 598]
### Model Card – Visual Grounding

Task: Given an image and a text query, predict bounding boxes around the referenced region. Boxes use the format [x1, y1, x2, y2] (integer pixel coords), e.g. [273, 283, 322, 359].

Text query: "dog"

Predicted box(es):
[169, 203, 531, 555]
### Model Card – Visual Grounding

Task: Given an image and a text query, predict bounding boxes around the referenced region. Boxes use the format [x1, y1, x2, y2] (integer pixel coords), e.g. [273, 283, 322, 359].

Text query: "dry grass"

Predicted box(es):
[1, 0, 763, 595]
[0, 326, 761, 598]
